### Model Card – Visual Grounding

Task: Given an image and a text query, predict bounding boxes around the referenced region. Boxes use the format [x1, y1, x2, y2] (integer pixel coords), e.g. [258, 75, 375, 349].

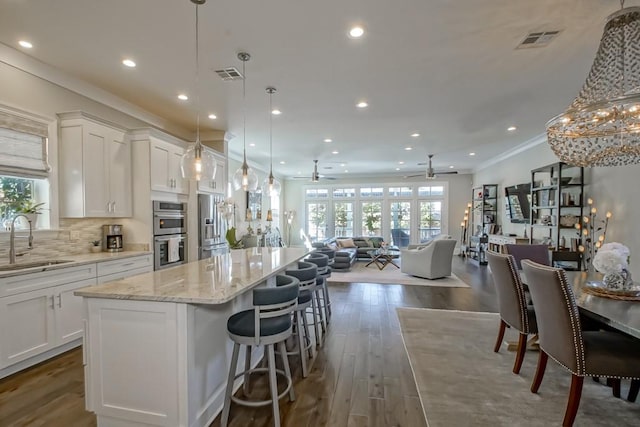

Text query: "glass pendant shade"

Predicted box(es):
[263, 172, 281, 197]
[232, 154, 258, 191]
[547, 6, 640, 166]
[181, 140, 216, 181]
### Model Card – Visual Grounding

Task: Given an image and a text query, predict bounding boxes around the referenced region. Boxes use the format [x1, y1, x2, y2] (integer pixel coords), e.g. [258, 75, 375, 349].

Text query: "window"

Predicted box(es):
[305, 188, 329, 199]
[390, 201, 411, 246]
[418, 185, 444, 197]
[306, 202, 327, 242]
[389, 186, 412, 197]
[360, 187, 383, 198]
[419, 201, 442, 241]
[333, 202, 353, 237]
[361, 201, 382, 236]
[333, 188, 355, 198]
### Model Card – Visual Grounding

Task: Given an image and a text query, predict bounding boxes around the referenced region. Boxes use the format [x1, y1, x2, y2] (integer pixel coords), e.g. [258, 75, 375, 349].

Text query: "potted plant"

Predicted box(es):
[90, 240, 102, 253]
[17, 201, 46, 229]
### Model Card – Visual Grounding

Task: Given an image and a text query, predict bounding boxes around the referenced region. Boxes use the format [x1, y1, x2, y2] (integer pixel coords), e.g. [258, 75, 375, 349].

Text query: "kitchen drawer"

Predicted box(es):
[97, 266, 152, 284]
[0, 264, 97, 298]
[97, 255, 153, 278]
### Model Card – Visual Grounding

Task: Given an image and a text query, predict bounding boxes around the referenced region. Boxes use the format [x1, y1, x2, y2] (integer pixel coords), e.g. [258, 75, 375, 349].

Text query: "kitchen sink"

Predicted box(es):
[0, 260, 74, 272]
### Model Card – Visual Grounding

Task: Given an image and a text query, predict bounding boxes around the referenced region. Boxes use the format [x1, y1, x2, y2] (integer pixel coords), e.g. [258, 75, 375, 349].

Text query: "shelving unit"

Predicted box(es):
[529, 162, 584, 267]
[468, 184, 498, 265]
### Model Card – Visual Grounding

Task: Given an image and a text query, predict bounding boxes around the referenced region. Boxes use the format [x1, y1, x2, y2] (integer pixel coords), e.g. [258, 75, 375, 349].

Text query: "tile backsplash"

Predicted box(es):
[0, 218, 149, 263]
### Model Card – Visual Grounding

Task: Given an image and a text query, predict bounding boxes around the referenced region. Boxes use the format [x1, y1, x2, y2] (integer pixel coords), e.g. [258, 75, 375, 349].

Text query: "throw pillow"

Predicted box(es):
[370, 237, 383, 248]
[354, 239, 369, 248]
[338, 238, 357, 248]
[328, 242, 339, 250]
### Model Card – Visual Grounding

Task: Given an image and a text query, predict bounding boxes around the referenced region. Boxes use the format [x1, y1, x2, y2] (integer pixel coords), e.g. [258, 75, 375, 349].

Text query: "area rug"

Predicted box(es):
[397, 308, 640, 426]
[327, 260, 469, 287]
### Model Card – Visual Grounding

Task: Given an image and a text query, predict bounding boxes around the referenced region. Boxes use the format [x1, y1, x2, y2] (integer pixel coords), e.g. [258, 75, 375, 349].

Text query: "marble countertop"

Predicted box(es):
[0, 251, 152, 278]
[74, 247, 310, 305]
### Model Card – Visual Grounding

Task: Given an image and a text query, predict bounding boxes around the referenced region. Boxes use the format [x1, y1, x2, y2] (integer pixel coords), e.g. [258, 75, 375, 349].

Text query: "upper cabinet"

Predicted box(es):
[58, 112, 132, 218]
[149, 138, 188, 194]
[196, 148, 226, 194]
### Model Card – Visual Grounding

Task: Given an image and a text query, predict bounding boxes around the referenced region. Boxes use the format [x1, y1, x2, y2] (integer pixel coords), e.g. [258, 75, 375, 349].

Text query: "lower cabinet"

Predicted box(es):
[0, 277, 96, 368]
[0, 254, 153, 376]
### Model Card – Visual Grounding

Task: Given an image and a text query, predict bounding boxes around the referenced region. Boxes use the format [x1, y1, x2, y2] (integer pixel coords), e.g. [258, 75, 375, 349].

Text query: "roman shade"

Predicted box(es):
[0, 109, 50, 178]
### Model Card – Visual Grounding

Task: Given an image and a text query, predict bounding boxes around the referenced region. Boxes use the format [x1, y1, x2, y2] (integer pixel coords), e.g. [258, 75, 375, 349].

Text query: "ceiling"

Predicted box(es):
[0, 0, 634, 178]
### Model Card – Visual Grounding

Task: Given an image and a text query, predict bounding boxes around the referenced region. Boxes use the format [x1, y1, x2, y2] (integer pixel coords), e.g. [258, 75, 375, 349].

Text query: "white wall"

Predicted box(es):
[473, 141, 640, 277]
[282, 173, 473, 247]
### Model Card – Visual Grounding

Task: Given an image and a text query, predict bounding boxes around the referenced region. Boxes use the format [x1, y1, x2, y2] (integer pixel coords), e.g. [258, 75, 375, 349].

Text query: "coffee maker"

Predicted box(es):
[103, 224, 124, 252]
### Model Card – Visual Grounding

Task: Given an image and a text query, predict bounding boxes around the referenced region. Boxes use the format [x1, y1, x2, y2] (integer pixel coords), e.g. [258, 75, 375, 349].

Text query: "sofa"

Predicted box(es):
[313, 236, 389, 270]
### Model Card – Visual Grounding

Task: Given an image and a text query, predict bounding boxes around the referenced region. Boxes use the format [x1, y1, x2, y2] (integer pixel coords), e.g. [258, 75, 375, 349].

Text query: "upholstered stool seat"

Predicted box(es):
[221, 275, 299, 427]
[285, 261, 324, 347]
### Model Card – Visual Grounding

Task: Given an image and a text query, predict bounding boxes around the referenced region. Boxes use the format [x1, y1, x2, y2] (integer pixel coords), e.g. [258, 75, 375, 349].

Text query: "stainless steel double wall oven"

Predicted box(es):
[153, 201, 187, 270]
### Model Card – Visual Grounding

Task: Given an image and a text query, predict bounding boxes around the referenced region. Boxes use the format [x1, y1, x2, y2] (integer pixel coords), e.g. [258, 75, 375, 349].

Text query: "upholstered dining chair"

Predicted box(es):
[486, 250, 537, 374]
[504, 244, 550, 269]
[521, 260, 640, 427]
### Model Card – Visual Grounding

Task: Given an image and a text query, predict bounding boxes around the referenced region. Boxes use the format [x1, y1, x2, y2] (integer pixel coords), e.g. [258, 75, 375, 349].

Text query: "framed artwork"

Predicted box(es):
[246, 191, 262, 221]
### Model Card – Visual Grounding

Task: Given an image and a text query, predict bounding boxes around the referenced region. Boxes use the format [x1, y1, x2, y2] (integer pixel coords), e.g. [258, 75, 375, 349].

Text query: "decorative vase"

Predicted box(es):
[90, 246, 102, 253]
[602, 269, 632, 290]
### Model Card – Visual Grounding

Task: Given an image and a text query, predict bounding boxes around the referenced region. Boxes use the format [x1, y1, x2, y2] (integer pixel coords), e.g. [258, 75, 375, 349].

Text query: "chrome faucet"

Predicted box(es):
[9, 215, 34, 264]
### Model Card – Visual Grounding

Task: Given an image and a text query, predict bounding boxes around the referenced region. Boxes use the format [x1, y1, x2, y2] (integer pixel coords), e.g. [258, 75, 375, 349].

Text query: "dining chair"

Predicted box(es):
[521, 260, 640, 426]
[486, 250, 537, 374]
[504, 244, 550, 269]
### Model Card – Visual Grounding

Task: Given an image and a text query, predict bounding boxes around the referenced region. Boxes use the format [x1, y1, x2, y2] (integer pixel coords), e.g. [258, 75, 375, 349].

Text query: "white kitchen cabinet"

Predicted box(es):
[0, 286, 56, 368]
[197, 150, 226, 194]
[55, 278, 97, 345]
[96, 254, 153, 284]
[58, 112, 132, 217]
[150, 138, 188, 194]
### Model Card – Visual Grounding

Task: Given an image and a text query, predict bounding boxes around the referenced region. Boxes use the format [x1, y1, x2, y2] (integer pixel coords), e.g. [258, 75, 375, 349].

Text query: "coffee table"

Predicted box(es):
[366, 249, 401, 270]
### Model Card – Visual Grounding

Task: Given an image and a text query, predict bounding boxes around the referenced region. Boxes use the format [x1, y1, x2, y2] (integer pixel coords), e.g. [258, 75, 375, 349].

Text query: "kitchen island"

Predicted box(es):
[75, 247, 309, 427]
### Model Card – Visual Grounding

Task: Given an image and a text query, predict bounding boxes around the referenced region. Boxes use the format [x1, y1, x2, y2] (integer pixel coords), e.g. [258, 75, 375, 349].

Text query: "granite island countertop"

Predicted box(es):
[74, 247, 310, 305]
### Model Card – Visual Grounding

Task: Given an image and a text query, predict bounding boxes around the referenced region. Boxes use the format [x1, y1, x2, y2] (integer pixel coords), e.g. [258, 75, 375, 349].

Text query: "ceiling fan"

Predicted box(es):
[293, 159, 336, 181]
[405, 154, 458, 179]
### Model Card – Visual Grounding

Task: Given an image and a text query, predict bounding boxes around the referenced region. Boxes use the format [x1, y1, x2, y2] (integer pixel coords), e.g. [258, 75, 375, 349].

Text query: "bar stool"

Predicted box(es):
[314, 248, 334, 318]
[221, 275, 299, 427]
[276, 273, 314, 377]
[285, 261, 325, 347]
[306, 252, 332, 325]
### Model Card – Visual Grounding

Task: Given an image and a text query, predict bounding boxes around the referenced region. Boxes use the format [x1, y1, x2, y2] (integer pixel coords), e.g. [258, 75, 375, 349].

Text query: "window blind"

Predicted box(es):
[0, 110, 49, 178]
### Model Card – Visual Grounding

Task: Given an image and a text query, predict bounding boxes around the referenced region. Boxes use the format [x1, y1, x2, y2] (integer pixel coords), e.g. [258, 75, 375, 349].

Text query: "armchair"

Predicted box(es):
[400, 238, 456, 279]
[391, 228, 410, 248]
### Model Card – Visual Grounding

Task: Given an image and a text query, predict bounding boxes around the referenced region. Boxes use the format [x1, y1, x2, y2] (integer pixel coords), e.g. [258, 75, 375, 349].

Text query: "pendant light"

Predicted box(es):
[180, 0, 216, 182]
[232, 52, 259, 192]
[263, 87, 282, 197]
[546, 0, 640, 166]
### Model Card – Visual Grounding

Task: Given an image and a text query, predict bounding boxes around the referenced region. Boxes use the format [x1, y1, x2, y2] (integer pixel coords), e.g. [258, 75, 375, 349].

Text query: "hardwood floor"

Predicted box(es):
[0, 256, 497, 427]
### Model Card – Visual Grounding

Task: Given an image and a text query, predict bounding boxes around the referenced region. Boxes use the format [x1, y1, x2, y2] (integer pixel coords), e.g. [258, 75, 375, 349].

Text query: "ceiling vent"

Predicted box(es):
[516, 30, 561, 49]
[213, 67, 244, 81]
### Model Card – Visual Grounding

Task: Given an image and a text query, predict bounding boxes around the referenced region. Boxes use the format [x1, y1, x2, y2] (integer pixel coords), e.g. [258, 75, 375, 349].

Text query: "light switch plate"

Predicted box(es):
[70, 231, 80, 240]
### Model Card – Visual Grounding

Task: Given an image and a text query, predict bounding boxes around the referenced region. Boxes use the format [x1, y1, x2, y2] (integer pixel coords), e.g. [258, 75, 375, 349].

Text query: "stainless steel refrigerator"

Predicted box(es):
[197, 194, 229, 259]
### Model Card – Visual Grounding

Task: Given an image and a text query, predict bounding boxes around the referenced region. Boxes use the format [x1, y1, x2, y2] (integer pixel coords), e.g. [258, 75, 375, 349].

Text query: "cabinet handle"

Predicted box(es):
[58, 294, 62, 308]
[111, 201, 116, 212]
[121, 262, 134, 267]
[50, 295, 55, 309]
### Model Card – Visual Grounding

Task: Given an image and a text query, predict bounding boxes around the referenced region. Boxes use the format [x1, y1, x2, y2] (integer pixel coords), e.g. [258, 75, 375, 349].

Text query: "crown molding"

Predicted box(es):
[473, 132, 547, 173]
[0, 43, 188, 133]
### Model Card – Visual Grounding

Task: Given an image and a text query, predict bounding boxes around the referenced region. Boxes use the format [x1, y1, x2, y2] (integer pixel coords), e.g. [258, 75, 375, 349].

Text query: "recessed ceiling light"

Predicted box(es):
[178, 94, 188, 101]
[469, 152, 476, 156]
[18, 40, 33, 49]
[405, 147, 412, 151]
[507, 126, 517, 131]
[344, 169, 349, 173]
[324, 138, 332, 143]
[356, 101, 368, 108]
[398, 161, 405, 165]
[208, 114, 217, 120]
[396, 167, 400, 171]
[449, 165, 454, 169]
[122, 59, 136, 68]
[332, 150, 339, 154]
[297, 171, 302, 175]
[349, 26, 364, 38]
[249, 143, 256, 147]
[411, 133, 420, 137]
[279, 161, 286, 164]
[271, 109, 282, 115]
[340, 163, 345, 167]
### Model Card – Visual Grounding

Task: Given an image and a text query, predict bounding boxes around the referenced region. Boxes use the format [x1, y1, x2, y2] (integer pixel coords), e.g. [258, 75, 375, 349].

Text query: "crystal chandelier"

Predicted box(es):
[262, 87, 282, 197]
[232, 52, 259, 192]
[546, 2, 640, 167]
[180, 0, 217, 182]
